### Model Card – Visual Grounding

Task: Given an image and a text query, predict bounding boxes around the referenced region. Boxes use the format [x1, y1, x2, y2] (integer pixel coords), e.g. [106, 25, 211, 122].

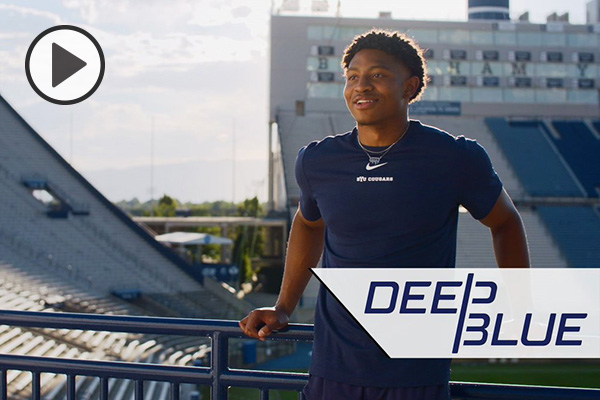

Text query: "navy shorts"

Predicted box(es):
[302, 375, 451, 400]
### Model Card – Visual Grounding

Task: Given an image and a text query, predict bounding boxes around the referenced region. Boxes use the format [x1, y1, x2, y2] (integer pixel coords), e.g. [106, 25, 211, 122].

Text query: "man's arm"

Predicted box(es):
[479, 188, 530, 268]
[239, 207, 325, 340]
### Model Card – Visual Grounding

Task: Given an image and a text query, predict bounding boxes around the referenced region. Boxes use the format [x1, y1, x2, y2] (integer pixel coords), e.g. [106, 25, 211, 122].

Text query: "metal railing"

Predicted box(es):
[0, 309, 598, 400]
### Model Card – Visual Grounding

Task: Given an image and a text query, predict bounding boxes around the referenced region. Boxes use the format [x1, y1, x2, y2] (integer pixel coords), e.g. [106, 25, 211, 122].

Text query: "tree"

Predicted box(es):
[233, 197, 266, 283]
[155, 194, 178, 217]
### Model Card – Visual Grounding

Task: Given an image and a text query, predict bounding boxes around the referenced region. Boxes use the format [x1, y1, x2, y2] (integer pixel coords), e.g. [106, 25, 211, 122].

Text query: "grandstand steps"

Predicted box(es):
[158, 380, 171, 399]
[74, 376, 101, 400]
[0, 258, 214, 399]
[9, 337, 52, 393]
[112, 377, 132, 400]
[536, 206, 600, 267]
[1, 95, 251, 323]
[130, 293, 186, 317]
[550, 121, 600, 198]
[39, 347, 79, 400]
[145, 371, 162, 399]
[148, 287, 249, 320]
[277, 112, 335, 206]
[456, 211, 496, 268]
[419, 116, 526, 199]
[31, 344, 71, 398]
[518, 209, 568, 268]
[485, 118, 586, 197]
[585, 119, 600, 139]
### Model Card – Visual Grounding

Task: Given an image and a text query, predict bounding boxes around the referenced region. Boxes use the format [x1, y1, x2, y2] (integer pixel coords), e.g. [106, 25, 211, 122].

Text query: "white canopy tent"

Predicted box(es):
[156, 231, 233, 246]
[155, 231, 233, 263]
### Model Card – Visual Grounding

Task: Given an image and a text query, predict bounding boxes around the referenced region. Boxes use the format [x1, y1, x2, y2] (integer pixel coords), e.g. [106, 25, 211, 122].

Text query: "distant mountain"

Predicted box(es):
[81, 158, 267, 203]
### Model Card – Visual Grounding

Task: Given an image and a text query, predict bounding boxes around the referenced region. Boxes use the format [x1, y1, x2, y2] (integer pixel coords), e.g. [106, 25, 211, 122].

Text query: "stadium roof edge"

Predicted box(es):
[270, 13, 597, 30]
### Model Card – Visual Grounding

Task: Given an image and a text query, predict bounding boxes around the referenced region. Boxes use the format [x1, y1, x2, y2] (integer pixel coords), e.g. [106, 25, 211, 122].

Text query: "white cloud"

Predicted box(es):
[1, 1, 270, 202]
[95, 30, 266, 77]
[0, 32, 30, 40]
[0, 4, 63, 24]
[61, 0, 97, 23]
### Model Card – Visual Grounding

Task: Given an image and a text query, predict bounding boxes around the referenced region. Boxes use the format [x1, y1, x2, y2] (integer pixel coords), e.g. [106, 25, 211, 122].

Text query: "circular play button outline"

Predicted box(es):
[25, 25, 105, 105]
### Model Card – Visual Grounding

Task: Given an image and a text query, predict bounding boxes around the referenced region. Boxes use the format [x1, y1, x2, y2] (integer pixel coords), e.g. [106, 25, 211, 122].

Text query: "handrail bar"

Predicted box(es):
[0, 309, 598, 399]
[0, 309, 314, 340]
[0, 354, 308, 391]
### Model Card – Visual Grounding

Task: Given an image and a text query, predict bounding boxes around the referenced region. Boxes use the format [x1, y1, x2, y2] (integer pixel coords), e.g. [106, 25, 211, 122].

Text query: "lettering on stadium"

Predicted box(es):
[364, 273, 587, 353]
[356, 176, 394, 182]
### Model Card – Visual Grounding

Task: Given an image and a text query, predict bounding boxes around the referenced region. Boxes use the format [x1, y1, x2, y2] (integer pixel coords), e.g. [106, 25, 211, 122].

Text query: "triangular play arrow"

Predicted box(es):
[52, 42, 87, 88]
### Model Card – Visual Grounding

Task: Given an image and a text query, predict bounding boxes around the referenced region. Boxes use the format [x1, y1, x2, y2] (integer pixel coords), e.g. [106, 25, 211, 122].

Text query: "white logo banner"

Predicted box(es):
[311, 268, 600, 358]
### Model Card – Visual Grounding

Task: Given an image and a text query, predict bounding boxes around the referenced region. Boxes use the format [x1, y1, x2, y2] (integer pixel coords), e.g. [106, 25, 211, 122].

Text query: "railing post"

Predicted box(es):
[211, 331, 228, 400]
[32, 372, 41, 400]
[260, 388, 269, 400]
[135, 379, 144, 400]
[67, 374, 76, 400]
[100, 377, 109, 400]
[171, 382, 180, 400]
[0, 370, 6, 400]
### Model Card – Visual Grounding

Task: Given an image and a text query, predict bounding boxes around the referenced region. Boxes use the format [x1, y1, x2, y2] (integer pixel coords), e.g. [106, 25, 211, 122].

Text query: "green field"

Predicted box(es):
[451, 360, 600, 389]
[196, 360, 600, 399]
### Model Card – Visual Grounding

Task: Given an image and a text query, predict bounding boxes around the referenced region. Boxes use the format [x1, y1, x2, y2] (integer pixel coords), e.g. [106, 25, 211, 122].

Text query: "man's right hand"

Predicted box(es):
[239, 307, 290, 341]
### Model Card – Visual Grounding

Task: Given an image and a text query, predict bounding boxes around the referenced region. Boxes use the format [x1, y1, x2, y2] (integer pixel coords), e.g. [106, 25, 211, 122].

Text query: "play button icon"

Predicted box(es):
[52, 43, 87, 88]
[26, 25, 105, 105]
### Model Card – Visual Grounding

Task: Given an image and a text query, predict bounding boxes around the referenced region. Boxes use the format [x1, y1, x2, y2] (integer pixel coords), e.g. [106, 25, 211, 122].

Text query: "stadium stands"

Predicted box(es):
[418, 116, 526, 199]
[456, 208, 567, 268]
[0, 94, 253, 310]
[0, 93, 257, 398]
[279, 113, 571, 268]
[485, 118, 585, 198]
[277, 113, 575, 268]
[593, 121, 600, 138]
[550, 121, 600, 197]
[276, 112, 336, 207]
[480, 117, 599, 268]
[0, 258, 212, 399]
[536, 206, 600, 268]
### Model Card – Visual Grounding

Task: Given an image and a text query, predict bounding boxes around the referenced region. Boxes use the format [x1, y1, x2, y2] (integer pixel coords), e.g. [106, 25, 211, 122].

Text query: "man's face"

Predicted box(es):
[343, 48, 415, 127]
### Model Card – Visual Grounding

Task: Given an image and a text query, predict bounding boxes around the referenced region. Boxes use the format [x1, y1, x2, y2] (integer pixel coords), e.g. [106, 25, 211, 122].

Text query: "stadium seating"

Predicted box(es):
[0, 93, 257, 398]
[549, 121, 600, 197]
[535, 206, 600, 268]
[0, 95, 252, 313]
[330, 113, 355, 133]
[485, 118, 585, 197]
[593, 121, 600, 137]
[277, 112, 336, 207]
[418, 116, 526, 199]
[456, 207, 567, 268]
[277, 113, 571, 268]
[0, 259, 212, 399]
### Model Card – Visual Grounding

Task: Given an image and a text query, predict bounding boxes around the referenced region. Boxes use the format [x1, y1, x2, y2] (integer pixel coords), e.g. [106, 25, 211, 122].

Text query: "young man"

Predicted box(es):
[240, 30, 530, 399]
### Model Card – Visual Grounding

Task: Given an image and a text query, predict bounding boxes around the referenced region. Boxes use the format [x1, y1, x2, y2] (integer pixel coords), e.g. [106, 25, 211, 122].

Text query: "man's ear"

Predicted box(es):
[404, 76, 420, 100]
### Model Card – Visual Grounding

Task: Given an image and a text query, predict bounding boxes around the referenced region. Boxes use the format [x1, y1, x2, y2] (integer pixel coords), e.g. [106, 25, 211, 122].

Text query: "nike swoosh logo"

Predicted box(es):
[365, 162, 388, 171]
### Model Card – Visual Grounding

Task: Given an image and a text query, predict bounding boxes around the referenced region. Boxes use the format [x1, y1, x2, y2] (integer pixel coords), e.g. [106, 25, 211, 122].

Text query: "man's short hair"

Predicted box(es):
[342, 29, 429, 104]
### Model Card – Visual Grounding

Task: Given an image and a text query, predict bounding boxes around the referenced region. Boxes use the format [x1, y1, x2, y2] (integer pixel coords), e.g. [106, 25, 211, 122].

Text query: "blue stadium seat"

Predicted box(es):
[550, 121, 600, 198]
[536, 206, 600, 268]
[485, 118, 584, 197]
[593, 121, 600, 137]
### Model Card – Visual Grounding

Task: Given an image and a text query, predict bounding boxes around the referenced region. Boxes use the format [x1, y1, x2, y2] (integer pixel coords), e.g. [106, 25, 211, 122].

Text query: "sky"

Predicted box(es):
[0, 0, 593, 203]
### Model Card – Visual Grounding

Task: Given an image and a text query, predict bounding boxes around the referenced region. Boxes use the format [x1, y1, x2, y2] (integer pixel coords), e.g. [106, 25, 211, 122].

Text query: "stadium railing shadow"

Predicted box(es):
[0, 309, 597, 400]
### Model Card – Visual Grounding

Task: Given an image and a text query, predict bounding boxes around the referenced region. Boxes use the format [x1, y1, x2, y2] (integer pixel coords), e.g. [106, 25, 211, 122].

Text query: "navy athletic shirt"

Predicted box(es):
[295, 119, 503, 388]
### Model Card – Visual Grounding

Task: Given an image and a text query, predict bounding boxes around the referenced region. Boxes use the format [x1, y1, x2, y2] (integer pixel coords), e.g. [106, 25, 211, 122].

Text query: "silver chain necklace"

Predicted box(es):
[357, 122, 410, 165]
